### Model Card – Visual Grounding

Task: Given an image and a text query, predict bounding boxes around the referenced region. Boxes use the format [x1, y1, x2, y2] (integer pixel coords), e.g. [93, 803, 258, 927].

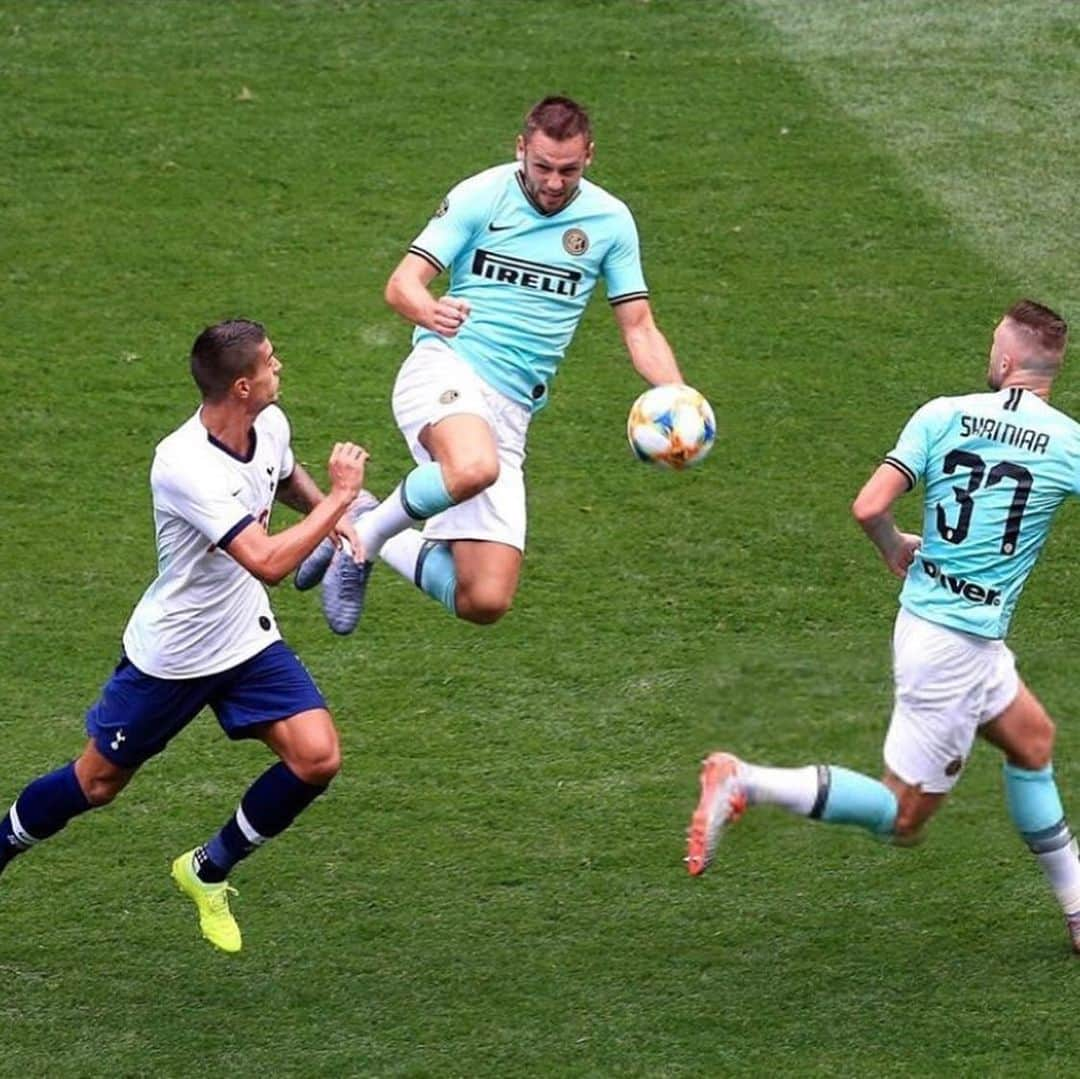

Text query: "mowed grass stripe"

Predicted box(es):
[748, 0, 1080, 311]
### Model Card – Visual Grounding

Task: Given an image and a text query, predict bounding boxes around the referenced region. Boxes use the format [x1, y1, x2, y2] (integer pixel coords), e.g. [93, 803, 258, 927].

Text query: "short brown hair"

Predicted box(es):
[1005, 299, 1068, 358]
[522, 96, 592, 144]
[190, 319, 267, 401]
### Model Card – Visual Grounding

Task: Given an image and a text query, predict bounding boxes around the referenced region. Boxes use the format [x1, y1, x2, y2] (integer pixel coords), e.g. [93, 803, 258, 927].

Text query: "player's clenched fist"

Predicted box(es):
[327, 442, 368, 499]
[431, 296, 471, 337]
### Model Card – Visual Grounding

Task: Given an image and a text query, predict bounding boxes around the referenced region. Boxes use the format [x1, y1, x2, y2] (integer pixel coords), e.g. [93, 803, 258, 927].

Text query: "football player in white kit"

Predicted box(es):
[0, 320, 368, 954]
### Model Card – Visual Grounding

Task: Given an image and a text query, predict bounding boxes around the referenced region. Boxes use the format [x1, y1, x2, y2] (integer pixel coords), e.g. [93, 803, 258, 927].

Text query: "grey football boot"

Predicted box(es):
[319, 491, 380, 634]
[295, 490, 378, 591]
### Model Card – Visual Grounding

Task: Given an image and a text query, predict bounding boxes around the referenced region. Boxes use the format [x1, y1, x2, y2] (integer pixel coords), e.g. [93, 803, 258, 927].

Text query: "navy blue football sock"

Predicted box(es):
[195, 762, 328, 882]
[0, 762, 93, 872]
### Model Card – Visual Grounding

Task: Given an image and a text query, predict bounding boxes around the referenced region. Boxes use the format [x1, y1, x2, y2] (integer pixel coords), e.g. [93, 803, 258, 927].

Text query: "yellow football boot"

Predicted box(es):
[170, 850, 242, 954]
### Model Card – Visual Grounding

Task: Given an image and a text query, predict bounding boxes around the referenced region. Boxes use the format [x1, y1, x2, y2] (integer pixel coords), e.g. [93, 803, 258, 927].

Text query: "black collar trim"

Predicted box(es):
[207, 427, 257, 463]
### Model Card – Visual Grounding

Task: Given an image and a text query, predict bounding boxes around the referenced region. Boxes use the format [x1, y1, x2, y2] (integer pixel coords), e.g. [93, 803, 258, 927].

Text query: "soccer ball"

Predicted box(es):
[627, 384, 716, 469]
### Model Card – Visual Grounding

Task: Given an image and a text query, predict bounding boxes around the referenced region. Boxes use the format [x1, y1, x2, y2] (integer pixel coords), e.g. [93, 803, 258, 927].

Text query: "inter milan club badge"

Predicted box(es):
[562, 228, 589, 255]
[439, 388, 460, 405]
[434, 197, 449, 218]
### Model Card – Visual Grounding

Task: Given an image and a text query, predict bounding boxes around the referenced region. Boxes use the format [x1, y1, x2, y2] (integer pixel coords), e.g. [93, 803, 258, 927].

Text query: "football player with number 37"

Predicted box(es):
[297, 95, 693, 633]
[688, 300, 1080, 955]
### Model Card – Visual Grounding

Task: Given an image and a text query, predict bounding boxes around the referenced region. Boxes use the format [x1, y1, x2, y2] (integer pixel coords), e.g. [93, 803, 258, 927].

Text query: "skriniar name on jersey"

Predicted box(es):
[884, 386, 1080, 639]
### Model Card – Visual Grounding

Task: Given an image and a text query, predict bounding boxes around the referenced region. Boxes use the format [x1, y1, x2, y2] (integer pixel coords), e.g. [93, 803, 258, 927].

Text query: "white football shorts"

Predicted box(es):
[884, 606, 1020, 793]
[391, 338, 531, 551]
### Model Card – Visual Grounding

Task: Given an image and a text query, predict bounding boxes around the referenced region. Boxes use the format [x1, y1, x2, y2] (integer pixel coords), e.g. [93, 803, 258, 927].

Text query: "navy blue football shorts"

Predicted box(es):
[85, 641, 327, 768]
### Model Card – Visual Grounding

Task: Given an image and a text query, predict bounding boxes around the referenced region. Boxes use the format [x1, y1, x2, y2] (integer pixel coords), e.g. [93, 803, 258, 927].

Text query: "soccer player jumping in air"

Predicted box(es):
[688, 300, 1080, 954]
[0, 320, 367, 953]
[297, 95, 690, 633]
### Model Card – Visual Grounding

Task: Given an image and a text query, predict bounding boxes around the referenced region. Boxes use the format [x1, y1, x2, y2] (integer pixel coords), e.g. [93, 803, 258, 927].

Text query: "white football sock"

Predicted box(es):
[742, 763, 820, 816]
[358, 487, 417, 558]
[378, 529, 425, 583]
[1036, 836, 1080, 915]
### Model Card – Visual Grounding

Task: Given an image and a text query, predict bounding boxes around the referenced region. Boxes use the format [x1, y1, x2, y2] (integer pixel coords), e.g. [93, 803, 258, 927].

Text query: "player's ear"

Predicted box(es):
[584, 141, 595, 167]
[515, 134, 525, 161]
[233, 375, 251, 401]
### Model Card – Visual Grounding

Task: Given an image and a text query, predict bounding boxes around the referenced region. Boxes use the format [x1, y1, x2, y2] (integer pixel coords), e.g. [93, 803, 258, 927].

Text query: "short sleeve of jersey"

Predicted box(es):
[603, 205, 648, 304]
[1067, 430, 1080, 498]
[153, 453, 250, 547]
[884, 398, 947, 490]
[409, 175, 487, 272]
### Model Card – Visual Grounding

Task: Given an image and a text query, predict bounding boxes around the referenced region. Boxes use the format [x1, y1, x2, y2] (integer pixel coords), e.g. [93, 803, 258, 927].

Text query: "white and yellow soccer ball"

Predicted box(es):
[627, 384, 716, 469]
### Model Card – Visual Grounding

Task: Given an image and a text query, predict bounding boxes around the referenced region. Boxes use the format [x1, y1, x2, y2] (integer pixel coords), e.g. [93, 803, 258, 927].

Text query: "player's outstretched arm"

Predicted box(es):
[225, 443, 368, 586]
[385, 253, 471, 337]
[613, 298, 684, 385]
[852, 464, 921, 579]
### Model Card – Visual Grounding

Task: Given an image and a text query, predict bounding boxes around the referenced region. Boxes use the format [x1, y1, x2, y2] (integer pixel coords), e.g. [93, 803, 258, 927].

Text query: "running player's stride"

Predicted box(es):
[688, 300, 1080, 954]
[0, 320, 367, 953]
[300, 96, 691, 633]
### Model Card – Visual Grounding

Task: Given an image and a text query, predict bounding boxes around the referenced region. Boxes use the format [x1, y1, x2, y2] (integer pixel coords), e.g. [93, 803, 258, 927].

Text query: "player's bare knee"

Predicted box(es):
[74, 751, 131, 806]
[892, 809, 923, 842]
[890, 787, 935, 843]
[81, 774, 125, 807]
[457, 602, 510, 625]
[1010, 736, 1054, 772]
[1037, 715, 1057, 763]
[456, 588, 512, 625]
[446, 457, 499, 501]
[1009, 713, 1056, 770]
[289, 747, 341, 786]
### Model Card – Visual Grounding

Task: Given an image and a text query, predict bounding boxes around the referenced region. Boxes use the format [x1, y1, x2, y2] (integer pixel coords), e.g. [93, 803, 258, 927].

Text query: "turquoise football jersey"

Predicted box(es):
[886, 386, 1080, 638]
[408, 163, 648, 412]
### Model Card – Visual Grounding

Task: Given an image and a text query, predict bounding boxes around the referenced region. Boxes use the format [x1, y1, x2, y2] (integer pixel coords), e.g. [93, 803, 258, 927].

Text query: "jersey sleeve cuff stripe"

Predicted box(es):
[409, 246, 445, 273]
[883, 456, 917, 491]
[608, 291, 650, 307]
[218, 514, 256, 550]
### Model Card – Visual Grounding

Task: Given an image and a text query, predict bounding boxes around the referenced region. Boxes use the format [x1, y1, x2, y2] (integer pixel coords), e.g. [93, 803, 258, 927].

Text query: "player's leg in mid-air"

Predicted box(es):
[688, 610, 984, 871]
[690, 609, 1080, 952]
[312, 340, 528, 631]
[0, 740, 136, 877]
[0, 652, 210, 881]
[686, 753, 936, 877]
[979, 681, 1080, 953]
[172, 641, 341, 954]
[687, 609, 980, 874]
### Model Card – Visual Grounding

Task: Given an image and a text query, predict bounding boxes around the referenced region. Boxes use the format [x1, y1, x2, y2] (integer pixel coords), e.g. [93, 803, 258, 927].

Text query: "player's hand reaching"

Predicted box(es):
[883, 532, 922, 579]
[331, 515, 362, 561]
[327, 442, 368, 502]
[431, 296, 471, 337]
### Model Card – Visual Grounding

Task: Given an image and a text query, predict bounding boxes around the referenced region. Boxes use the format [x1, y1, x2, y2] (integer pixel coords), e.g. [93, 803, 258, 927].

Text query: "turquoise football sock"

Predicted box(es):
[1004, 762, 1080, 913]
[401, 462, 454, 520]
[1004, 763, 1068, 848]
[356, 463, 456, 558]
[415, 539, 457, 614]
[812, 765, 897, 837]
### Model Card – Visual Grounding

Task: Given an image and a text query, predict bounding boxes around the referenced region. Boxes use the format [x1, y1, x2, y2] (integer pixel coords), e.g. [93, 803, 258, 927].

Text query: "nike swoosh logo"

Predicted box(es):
[488, 222, 514, 232]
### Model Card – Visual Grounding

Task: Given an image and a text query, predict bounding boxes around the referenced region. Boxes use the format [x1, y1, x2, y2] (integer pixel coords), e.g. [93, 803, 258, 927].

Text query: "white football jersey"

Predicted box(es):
[122, 405, 295, 677]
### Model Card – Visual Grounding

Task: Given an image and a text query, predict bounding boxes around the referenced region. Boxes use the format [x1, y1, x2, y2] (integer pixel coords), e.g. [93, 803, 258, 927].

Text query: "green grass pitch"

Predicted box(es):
[3, 1, 1080, 1074]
